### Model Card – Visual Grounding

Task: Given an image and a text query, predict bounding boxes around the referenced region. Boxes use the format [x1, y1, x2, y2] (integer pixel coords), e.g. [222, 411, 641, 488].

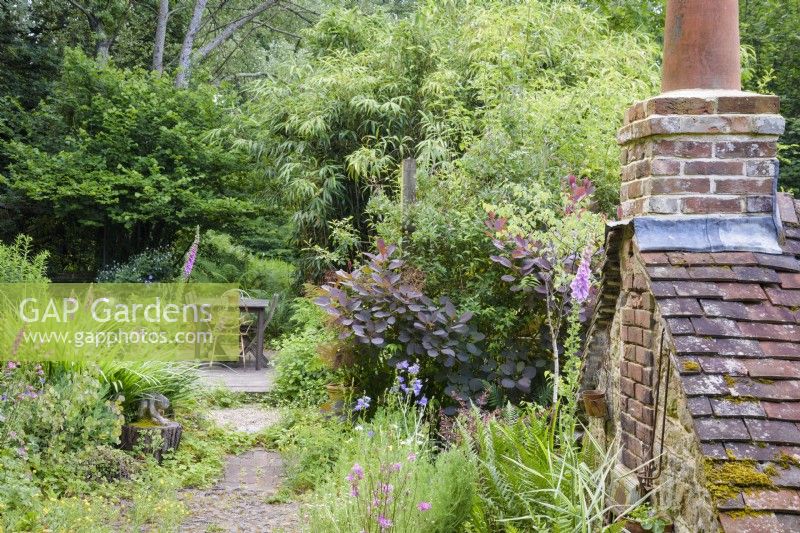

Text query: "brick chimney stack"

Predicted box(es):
[617, 0, 785, 219]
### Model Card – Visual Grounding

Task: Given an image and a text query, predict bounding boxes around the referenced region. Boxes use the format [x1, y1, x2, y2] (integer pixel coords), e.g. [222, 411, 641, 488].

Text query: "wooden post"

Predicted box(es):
[401, 158, 416, 242]
[401, 158, 417, 211]
[254, 309, 265, 370]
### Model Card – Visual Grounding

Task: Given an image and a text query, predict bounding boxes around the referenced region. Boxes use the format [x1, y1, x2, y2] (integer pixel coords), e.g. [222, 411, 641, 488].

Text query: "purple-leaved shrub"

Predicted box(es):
[315, 240, 486, 403]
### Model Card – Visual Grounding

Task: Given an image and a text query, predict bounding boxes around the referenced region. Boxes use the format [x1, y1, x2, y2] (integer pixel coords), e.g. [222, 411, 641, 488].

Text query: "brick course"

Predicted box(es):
[617, 258, 660, 472]
[617, 92, 784, 217]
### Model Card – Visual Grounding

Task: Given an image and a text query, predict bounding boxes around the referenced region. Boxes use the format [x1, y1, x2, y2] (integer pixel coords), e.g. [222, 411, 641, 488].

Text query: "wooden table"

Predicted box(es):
[239, 296, 277, 370]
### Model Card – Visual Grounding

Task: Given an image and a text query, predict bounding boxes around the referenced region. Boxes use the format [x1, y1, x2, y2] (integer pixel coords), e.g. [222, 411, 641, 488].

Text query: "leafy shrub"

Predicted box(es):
[1, 49, 261, 275]
[73, 444, 141, 483]
[485, 178, 605, 403]
[0, 366, 125, 516]
[4, 370, 123, 455]
[95, 248, 178, 282]
[261, 408, 352, 493]
[230, 0, 659, 274]
[191, 230, 295, 293]
[317, 239, 487, 404]
[271, 297, 339, 407]
[0, 234, 49, 282]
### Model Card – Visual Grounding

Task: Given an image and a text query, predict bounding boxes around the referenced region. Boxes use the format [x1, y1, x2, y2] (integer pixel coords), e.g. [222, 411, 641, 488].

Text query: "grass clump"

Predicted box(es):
[305, 403, 476, 533]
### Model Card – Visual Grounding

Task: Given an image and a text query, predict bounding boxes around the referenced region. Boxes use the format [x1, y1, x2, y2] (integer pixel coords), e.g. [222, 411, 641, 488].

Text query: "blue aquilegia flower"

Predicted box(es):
[354, 395, 371, 411]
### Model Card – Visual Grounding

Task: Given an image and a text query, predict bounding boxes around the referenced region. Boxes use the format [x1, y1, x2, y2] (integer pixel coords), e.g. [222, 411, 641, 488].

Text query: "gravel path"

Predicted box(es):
[206, 406, 282, 434]
[179, 407, 303, 532]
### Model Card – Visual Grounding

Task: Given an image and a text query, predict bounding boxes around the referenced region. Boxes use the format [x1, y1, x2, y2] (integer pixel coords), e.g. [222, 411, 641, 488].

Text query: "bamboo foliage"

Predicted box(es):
[225, 1, 659, 276]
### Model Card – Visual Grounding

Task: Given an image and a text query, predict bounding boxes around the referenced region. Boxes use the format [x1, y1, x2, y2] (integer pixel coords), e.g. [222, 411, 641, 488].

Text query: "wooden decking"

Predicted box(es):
[198, 362, 275, 393]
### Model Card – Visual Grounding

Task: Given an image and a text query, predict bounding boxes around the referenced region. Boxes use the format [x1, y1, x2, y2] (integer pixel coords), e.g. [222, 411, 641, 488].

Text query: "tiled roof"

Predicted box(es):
[640, 193, 800, 531]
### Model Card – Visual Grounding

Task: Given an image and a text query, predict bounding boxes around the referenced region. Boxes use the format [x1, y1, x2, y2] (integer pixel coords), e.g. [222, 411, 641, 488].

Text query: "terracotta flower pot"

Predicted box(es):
[582, 389, 607, 418]
[321, 383, 351, 416]
[623, 521, 674, 533]
[325, 383, 349, 403]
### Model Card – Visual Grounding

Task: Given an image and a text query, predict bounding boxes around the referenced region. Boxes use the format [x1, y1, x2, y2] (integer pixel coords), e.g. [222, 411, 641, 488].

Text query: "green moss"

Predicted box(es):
[723, 375, 737, 387]
[726, 509, 773, 519]
[704, 460, 774, 503]
[763, 464, 778, 477]
[721, 395, 758, 403]
[666, 398, 679, 418]
[129, 419, 164, 428]
[753, 378, 775, 384]
[775, 452, 800, 469]
[682, 361, 701, 372]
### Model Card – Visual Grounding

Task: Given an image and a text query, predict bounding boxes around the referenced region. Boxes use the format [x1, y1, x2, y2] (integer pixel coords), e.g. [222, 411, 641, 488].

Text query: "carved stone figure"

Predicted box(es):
[137, 392, 171, 425]
[122, 392, 182, 462]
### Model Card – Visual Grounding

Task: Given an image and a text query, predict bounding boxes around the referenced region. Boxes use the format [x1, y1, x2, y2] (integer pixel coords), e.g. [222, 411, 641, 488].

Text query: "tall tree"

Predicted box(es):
[175, 0, 301, 88]
[65, 0, 132, 63]
[152, 0, 170, 72]
[174, 0, 208, 87]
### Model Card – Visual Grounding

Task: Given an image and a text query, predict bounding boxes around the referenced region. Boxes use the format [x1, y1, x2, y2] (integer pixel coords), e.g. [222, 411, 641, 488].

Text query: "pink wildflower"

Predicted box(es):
[182, 226, 200, 281]
[417, 502, 432, 511]
[570, 251, 592, 302]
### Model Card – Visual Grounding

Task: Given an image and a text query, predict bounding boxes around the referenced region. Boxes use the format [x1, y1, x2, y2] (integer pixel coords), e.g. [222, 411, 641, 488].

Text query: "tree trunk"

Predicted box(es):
[152, 0, 169, 73]
[175, 0, 208, 88]
[95, 34, 112, 64]
[67, 0, 111, 63]
[176, 0, 280, 87]
[194, 0, 277, 61]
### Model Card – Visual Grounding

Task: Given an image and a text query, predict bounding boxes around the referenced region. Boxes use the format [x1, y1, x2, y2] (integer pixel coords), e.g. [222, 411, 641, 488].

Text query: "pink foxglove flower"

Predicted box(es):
[182, 226, 200, 281]
[417, 501, 432, 511]
[570, 251, 592, 303]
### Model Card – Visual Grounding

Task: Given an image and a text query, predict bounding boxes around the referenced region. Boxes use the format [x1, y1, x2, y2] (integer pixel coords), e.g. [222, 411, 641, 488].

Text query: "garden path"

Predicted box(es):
[198, 361, 276, 393]
[179, 407, 302, 532]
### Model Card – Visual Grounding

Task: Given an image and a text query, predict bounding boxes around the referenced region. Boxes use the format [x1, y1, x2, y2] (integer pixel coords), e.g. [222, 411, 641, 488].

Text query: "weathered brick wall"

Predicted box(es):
[619, 250, 657, 469]
[617, 93, 785, 218]
[604, 237, 719, 532]
[654, 358, 719, 533]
